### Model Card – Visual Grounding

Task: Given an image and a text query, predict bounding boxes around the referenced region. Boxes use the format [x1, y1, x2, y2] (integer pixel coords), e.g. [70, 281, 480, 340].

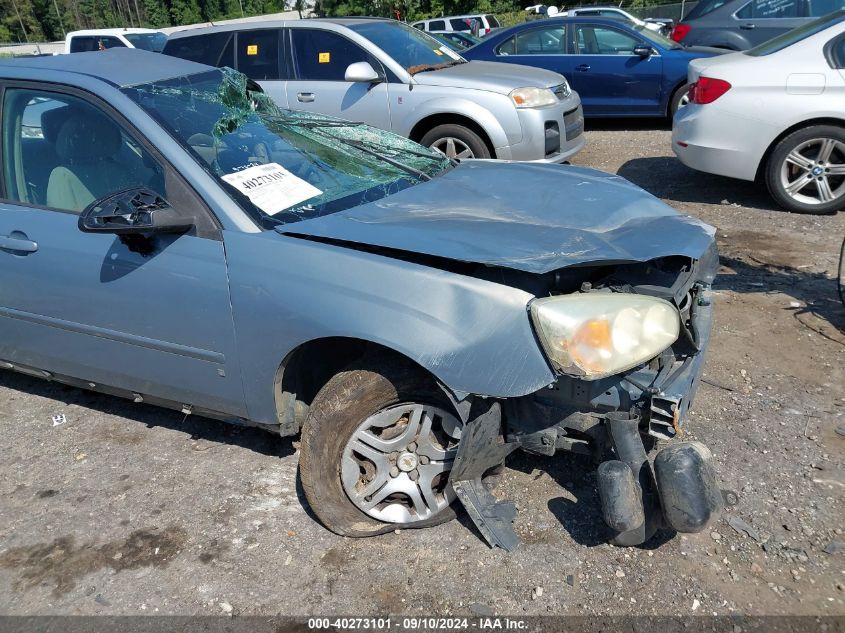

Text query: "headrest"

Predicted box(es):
[41, 105, 76, 145]
[56, 111, 122, 163]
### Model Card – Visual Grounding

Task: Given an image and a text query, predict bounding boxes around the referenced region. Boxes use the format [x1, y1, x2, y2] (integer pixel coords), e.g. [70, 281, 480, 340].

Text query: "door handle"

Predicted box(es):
[576, 64, 591, 72]
[0, 232, 38, 254]
[297, 92, 315, 103]
[739, 23, 756, 29]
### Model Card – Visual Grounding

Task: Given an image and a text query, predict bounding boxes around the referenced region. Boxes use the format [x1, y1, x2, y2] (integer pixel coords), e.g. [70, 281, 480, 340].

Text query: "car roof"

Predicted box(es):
[167, 16, 392, 39]
[502, 16, 641, 30]
[0, 48, 212, 87]
[67, 28, 163, 36]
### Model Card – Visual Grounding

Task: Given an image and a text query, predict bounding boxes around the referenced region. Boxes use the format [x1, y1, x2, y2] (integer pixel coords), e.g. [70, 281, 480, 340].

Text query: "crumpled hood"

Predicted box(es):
[412, 60, 567, 94]
[279, 161, 716, 274]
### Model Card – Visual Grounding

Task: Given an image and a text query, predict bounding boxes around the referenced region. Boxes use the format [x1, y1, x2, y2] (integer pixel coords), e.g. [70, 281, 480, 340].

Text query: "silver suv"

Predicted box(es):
[163, 18, 585, 162]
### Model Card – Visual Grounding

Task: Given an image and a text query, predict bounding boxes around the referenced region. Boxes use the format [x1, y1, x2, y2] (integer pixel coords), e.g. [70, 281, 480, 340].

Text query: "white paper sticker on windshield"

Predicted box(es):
[440, 46, 462, 61]
[222, 163, 322, 215]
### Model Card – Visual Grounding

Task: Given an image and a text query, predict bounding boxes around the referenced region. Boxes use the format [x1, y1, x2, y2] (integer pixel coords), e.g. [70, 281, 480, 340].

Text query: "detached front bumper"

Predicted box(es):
[449, 248, 734, 550]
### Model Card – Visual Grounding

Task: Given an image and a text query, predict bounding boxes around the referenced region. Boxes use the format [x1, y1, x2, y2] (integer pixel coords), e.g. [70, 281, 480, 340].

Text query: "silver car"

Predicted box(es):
[163, 18, 585, 162]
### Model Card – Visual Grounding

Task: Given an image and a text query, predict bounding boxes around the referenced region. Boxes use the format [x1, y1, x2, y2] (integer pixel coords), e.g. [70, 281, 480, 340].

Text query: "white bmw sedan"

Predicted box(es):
[672, 10, 845, 214]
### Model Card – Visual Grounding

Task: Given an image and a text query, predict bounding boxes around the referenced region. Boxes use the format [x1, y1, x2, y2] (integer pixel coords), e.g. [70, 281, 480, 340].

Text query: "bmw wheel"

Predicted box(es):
[766, 125, 845, 214]
[299, 355, 464, 537]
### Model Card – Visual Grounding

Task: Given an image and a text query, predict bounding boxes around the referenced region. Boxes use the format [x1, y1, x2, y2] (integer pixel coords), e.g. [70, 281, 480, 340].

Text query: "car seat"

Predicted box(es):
[46, 110, 135, 212]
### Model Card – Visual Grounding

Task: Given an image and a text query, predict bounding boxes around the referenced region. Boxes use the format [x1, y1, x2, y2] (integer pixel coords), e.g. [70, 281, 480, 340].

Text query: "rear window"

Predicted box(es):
[69, 35, 125, 52]
[163, 32, 233, 66]
[124, 32, 168, 52]
[746, 8, 845, 54]
[735, 0, 800, 19]
[486, 15, 501, 27]
[684, 0, 730, 19]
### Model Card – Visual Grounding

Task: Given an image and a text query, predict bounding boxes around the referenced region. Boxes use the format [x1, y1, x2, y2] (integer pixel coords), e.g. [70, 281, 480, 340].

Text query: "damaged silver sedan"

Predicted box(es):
[0, 50, 732, 549]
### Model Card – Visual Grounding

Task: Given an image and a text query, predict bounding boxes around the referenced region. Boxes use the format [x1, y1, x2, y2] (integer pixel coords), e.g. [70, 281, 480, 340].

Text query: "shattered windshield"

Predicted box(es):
[122, 69, 451, 227]
[350, 21, 467, 74]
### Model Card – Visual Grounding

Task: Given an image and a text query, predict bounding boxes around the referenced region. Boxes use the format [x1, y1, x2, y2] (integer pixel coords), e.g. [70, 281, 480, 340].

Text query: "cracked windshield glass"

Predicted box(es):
[122, 68, 451, 227]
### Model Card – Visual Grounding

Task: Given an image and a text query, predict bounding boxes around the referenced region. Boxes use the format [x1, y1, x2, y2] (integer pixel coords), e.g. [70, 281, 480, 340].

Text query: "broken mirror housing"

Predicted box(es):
[529, 293, 680, 379]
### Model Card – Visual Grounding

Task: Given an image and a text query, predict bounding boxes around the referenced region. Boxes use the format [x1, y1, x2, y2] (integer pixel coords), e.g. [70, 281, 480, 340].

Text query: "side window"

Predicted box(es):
[450, 18, 469, 30]
[496, 36, 516, 55]
[735, 0, 800, 18]
[412, 22, 424, 29]
[291, 29, 370, 81]
[513, 26, 567, 54]
[828, 33, 845, 66]
[1, 89, 167, 214]
[69, 36, 96, 52]
[99, 36, 126, 49]
[807, 0, 842, 16]
[236, 29, 282, 80]
[575, 25, 639, 54]
[163, 32, 233, 67]
[428, 20, 446, 30]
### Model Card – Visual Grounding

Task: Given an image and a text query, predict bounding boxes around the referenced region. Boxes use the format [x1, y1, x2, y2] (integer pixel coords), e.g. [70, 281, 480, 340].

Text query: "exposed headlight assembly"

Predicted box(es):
[509, 87, 558, 108]
[530, 293, 680, 380]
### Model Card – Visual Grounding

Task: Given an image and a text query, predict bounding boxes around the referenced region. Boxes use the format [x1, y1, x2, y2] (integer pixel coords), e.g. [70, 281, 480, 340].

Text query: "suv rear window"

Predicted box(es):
[735, 0, 800, 19]
[486, 15, 501, 27]
[746, 8, 845, 54]
[684, 0, 730, 19]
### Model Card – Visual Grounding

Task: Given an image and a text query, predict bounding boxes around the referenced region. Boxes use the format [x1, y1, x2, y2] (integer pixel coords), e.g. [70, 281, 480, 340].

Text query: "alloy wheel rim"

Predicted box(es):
[779, 137, 845, 206]
[678, 92, 690, 109]
[341, 403, 462, 524]
[431, 137, 475, 159]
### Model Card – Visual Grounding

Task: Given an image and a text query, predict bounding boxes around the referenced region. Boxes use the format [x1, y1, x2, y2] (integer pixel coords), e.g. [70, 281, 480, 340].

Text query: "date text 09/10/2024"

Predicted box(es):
[307, 617, 529, 630]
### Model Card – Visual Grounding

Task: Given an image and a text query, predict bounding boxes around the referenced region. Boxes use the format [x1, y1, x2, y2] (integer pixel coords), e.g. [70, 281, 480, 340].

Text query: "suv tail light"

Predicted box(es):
[671, 23, 691, 42]
[689, 77, 732, 104]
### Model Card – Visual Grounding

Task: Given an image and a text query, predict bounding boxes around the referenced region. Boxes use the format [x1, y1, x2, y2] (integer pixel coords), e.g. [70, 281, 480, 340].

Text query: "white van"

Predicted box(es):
[64, 28, 168, 54]
[411, 14, 501, 36]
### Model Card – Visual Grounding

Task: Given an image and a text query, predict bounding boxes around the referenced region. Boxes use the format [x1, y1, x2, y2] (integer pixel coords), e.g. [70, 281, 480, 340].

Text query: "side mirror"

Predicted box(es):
[633, 44, 653, 58]
[79, 187, 193, 235]
[344, 61, 383, 83]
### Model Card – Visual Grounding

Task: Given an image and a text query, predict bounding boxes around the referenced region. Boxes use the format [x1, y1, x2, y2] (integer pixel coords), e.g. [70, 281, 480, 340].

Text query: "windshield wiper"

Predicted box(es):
[333, 137, 434, 182]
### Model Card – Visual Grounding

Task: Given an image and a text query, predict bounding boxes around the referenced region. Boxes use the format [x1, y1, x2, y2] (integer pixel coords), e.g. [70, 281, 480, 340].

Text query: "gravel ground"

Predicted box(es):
[1, 122, 843, 618]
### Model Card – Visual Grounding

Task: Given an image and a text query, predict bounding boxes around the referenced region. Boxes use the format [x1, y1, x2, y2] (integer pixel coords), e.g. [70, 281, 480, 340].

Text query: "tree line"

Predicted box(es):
[1, 0, 665, 44]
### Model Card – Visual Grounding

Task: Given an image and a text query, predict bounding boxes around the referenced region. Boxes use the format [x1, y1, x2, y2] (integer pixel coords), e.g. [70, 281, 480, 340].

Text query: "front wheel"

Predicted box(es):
[299, 356, 463, 537]
[765, 125, 845, 214]
[420, 124, 491, 160]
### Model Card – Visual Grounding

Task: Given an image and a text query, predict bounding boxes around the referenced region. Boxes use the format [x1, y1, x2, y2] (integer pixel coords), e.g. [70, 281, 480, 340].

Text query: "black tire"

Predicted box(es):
[765, 125, 845, 215]
[669, 83, 691, 118]
[299, 355, 461, 537]
[420, 124, 491, 160]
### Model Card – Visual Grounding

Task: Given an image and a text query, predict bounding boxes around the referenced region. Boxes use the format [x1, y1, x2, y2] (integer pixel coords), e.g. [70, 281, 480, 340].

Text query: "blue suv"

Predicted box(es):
[464, 17, 724, 117]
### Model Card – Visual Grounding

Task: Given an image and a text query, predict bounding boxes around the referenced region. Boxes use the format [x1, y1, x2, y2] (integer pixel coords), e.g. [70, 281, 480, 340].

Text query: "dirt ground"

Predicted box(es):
[1, 121, 843, 619]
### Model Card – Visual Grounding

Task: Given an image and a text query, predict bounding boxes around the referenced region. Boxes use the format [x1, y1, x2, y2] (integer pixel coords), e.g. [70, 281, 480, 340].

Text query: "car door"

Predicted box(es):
[568, 23, 663, 116]
[0, 85, 247, 416]
[492, 25, 576, 82]
[234, 28, 289, 108]
[732, 0, 809, 45]
[285, 27, 390, 128]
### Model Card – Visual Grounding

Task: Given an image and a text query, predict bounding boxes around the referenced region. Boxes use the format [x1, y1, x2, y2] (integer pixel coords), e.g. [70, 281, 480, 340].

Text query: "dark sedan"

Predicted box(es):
[464, 16, 723, 117]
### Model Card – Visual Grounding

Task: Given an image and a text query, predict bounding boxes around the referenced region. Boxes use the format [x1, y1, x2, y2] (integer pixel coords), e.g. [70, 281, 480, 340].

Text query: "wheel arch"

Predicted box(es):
[409, 113, 497, 157]
[274, 337, 451, 436]
[667, 79, 690, 117]
[754, 117, 845, 182]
